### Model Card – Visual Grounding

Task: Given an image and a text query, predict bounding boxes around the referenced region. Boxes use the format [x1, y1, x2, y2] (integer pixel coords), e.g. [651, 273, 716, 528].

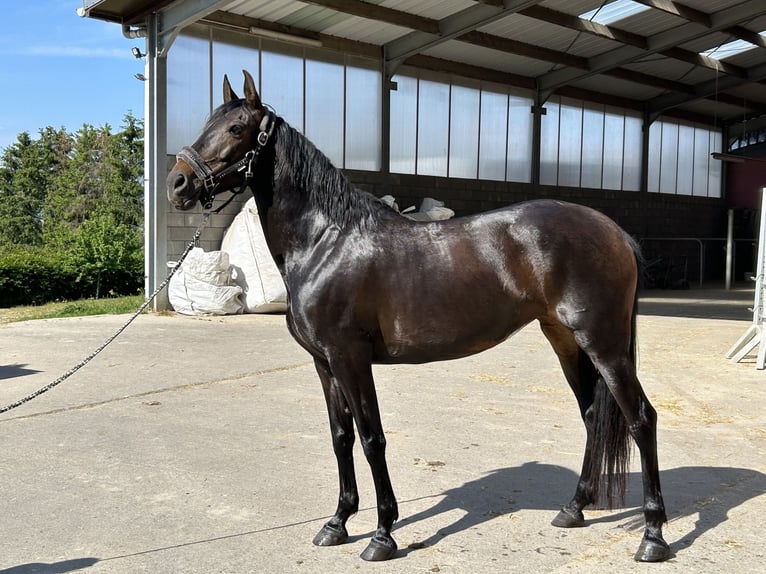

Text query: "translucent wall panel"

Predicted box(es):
[507, 95, 533, 183]
[345, 64, 381, 171]
[212, 30, 260, 108]
[390, 76, 417, 174]
[676, 125, 694, 195]
[479, 91, 508, 181]
[709, 131, 722, 198]
[659, 122, 678, 193]
[539, 101, 560, 185]
[581, 107, 604, 189]
[188, 32, 381, 172]
[649, 120, 723, 197]
[417, 80, 449, 176]
[623, 115, 642, 191]
[306, 58, 344, 166]
[449, 85, 479, 178]
[692, 128, 710, 197]
[557, 101, 582, 187]
[647, 121, 662, 193]
[261, 45, 304, 132]
[167, 32, 211, 154]
[602, 112, 624, 190]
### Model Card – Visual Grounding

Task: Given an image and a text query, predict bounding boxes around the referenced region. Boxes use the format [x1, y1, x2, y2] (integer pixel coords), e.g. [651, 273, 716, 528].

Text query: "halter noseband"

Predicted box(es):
[177, 109, 276, 210]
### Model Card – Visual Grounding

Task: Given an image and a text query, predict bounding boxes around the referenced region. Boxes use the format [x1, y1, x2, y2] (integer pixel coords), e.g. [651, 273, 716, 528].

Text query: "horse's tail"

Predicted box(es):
[588, 233, 642, 508]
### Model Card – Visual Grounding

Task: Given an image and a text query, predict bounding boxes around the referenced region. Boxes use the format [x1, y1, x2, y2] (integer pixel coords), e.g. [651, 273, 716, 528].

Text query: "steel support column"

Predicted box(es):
[144, 13, 169, 311]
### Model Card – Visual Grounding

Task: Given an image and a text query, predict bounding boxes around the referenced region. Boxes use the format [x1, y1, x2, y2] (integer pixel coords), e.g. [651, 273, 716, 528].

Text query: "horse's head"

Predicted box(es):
[167, 70, 272, 210]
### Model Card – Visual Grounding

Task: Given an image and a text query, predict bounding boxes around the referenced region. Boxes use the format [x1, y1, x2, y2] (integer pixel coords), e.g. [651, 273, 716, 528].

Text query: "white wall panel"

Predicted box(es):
[478, 91, 508, 181]
[449, 85, 480, 178]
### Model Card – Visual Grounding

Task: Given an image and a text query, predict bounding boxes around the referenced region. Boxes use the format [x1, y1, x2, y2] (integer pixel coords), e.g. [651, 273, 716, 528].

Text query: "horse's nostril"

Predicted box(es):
[173, 173, 187, 192]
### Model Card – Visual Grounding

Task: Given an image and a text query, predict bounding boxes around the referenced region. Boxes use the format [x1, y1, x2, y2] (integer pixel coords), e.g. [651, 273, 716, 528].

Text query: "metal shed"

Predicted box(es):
[79, 0, 766, 308]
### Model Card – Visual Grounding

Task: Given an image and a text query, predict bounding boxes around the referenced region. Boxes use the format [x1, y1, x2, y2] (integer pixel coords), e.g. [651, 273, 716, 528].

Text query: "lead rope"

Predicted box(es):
[0, 211, 214, 415]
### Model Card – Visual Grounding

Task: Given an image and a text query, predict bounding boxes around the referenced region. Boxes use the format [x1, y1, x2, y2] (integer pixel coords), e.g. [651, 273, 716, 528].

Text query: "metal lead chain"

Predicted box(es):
[0, 213, 213, 415]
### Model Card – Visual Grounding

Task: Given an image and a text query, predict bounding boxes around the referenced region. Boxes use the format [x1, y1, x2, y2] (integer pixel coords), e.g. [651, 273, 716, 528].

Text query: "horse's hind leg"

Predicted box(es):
[312, 358, 360, 547]
[544, 320, 670, 562]
[590, 353, 670, 561]
[540, 322, 599, 528]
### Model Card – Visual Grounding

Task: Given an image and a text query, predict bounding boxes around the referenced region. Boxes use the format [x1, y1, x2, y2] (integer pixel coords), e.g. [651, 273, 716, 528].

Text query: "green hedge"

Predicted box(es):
[0, 248, 142, 307]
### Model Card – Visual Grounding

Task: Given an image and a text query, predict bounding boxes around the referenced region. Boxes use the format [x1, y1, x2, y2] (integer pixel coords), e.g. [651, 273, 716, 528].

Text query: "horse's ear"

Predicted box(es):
[223, 74, 238, 103]
[242, 70, 262, 109]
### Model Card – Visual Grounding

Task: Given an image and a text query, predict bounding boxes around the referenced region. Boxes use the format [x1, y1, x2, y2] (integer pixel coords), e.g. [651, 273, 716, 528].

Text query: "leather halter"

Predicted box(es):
[176, 109, 276, 210]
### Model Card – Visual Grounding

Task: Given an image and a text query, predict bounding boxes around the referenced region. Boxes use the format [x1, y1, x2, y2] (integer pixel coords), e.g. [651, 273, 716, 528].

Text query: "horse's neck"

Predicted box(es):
[253, 132, 339, 266]
[267, 126, 368, 248]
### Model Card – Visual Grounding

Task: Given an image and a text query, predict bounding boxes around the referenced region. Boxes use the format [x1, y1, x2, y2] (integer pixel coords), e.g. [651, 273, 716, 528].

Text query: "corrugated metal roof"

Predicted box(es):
[322, 15, 410, 44]
[81, 0, 766, 126]
[381, 0, 476, 20]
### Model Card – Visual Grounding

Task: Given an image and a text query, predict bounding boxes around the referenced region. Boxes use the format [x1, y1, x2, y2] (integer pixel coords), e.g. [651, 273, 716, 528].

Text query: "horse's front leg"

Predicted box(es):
[313, 358, 359, 547]
[327, 348, 398, 561]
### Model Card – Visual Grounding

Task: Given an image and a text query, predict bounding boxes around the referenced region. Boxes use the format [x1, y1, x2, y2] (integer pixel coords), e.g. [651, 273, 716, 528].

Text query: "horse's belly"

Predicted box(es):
[373, 312, 529, 364]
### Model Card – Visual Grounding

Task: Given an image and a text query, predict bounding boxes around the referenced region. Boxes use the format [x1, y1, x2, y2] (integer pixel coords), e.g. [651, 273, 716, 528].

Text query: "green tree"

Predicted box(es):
[0, 128, 69, 246]
[0, 113, 145, 303]
[44, 113, 144, 245]
[69, 214, 143, 298]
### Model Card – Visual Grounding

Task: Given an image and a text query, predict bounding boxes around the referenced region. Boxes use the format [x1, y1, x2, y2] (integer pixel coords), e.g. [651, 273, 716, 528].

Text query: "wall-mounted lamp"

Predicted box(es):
[248, 26, 322, 48]
[134, 73, 147, 82]
[131, 46, 145, 59]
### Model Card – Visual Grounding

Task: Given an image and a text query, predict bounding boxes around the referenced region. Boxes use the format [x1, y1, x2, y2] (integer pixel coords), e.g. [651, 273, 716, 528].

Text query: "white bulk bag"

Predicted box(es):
[221, 198, 287, 313]
[168, 247, 244, 316]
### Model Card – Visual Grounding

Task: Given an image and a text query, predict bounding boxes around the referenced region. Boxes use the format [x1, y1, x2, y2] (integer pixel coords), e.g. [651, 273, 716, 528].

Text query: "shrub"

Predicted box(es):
[0, 245, 142, 307]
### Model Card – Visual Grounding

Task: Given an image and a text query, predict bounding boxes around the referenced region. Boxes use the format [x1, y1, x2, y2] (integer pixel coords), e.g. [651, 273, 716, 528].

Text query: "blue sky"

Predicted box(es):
[0, 2, 144, 150]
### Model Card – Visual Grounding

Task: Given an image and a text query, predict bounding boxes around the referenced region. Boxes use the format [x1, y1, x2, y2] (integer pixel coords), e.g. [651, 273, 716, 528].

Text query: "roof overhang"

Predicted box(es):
[79, 0, 766, 128]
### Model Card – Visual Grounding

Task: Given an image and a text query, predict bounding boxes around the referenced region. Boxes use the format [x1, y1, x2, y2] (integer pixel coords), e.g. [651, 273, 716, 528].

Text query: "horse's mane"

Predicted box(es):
[272, 120, 397, 230]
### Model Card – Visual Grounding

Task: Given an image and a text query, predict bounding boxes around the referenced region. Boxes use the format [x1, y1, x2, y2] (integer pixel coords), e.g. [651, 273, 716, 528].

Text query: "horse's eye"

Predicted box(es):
[229, 124, 244, 136]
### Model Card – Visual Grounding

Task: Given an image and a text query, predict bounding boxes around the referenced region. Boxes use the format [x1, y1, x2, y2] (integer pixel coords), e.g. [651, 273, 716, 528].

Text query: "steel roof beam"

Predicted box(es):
[648, 60, 766, 116]
[729, 25, 766, 50]
[635, 0, 766, 49]
[157, 0, 231, 54]
[520, 5, 647, 49]
[383, 0, 544, 73]
[633, 0, 711, 27]
[521, 5, 746, 78]
[535, 0, 766, 96]
[297, 0, 439, 34]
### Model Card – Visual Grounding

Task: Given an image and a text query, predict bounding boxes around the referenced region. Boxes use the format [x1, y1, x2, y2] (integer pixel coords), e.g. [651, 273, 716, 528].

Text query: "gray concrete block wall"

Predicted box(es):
[344, 170, 727, 240]
[165, 196, 248, 263]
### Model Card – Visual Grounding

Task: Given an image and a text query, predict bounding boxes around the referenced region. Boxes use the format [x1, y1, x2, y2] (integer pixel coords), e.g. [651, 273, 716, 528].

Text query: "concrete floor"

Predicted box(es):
[1, 285, 764, 573]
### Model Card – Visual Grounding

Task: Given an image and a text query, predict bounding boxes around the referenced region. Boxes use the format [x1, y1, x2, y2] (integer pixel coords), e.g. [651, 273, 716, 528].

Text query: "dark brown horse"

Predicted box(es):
[167, 71, 670, 563]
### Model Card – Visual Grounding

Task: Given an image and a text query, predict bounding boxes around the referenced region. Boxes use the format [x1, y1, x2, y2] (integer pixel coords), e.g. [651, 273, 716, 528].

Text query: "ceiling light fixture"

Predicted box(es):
[248, 26, 322, 48]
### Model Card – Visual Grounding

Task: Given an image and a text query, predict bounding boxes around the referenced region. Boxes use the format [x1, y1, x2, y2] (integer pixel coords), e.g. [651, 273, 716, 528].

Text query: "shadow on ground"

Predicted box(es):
[0, 558, 100, 574]
[395, 461, 764, 559]
[0, 364, 41, 381]
[10, 461, 757, 571]
[638, 285, 753, 321]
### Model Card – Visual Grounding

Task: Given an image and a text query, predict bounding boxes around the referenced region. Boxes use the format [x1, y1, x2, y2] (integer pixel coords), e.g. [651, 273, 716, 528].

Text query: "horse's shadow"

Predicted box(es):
[0, 558, 99, 574]
[0, 364, 41, 381]
[391, 461, 766, 557]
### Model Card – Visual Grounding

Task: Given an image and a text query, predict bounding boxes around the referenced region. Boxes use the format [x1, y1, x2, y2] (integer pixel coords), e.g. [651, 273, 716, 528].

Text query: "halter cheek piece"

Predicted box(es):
[177, 109, 276, 211]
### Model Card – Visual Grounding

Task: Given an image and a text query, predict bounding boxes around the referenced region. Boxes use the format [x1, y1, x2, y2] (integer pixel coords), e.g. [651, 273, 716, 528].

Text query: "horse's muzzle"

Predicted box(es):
[167, 166, 199, 210]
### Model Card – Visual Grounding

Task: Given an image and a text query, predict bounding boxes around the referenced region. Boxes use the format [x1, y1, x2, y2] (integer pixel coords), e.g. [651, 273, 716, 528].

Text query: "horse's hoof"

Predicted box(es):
[634, 536, 672, 562]
[551, 508, 585, 528]
[312, 523, 348, 547]
[360, 535, 397, 561]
